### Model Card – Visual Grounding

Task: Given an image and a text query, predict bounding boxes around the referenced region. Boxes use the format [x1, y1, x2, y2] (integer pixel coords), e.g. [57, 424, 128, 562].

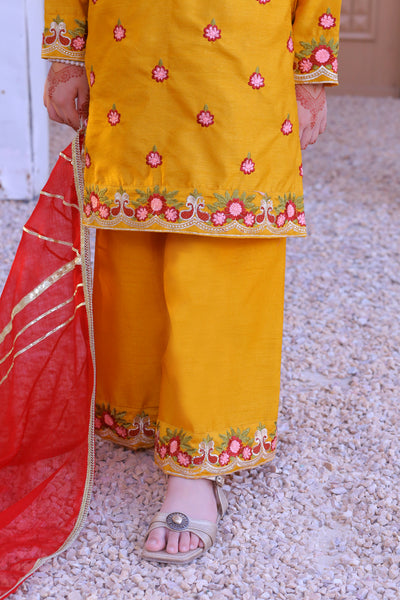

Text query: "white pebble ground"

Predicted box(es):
[1, 95, 399, 600]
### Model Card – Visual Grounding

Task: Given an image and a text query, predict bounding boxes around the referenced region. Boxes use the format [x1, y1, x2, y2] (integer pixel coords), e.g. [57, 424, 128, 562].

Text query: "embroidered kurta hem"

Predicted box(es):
[42, 0, 341, 238]
[93, 230, 286, 477]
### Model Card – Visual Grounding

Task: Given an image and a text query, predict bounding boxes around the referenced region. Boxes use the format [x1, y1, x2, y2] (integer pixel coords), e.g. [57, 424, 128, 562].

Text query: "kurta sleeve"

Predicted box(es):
[42, 0, 89, 62]
[292, 1, 341, 85]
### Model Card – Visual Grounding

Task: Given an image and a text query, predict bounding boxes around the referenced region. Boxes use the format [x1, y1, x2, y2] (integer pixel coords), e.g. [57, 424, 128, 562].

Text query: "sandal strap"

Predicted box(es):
[147, 512, 217, 550]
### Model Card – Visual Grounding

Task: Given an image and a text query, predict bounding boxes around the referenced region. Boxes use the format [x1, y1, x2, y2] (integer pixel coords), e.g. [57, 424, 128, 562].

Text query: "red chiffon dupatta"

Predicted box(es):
[0, 136, 95, 598]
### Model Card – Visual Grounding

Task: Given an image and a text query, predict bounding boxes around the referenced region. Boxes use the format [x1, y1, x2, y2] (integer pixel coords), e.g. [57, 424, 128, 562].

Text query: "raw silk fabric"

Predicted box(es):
[42, 0, 341, 237]
[93, 230, 286, 476]
[0, 141, 95, 599]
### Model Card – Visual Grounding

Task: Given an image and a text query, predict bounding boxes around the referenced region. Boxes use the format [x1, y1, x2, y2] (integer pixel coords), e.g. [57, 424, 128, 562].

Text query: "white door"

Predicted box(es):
[0, 0, 49, 200]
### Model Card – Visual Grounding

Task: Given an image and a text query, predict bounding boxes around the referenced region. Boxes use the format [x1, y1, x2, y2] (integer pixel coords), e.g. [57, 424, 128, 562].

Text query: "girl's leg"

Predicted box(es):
[146, 233, 286, 554]
[93, 230, 169, 447]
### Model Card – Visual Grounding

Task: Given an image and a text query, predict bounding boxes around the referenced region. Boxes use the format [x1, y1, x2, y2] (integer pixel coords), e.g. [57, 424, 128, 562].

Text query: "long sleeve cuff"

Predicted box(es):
[292, 2, 341, 85]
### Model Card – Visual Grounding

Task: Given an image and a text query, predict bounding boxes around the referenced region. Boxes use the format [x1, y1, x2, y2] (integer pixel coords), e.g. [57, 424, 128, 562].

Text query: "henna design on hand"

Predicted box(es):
[295, 85, 326, 129]
[47, 64, 86, 99]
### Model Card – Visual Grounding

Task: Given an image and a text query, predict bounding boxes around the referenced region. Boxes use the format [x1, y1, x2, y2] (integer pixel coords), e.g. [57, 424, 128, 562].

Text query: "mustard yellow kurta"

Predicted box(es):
[42, 1, 341, 238]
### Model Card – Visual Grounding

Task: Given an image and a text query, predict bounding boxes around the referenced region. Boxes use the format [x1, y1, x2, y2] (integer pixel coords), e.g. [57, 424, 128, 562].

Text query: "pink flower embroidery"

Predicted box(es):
[332, 58, 338, 73]
[227, 436, 243, 457]
[94, 416, 102, 429]
[299, 163, 303, 177]
[197, 106, 214, 127]
[285, 200, 297, 221]
[218, 450, 230, 466]
[311, 45, 334, 66]
[107, 105, 121, 126]
[113, 22, 126, 41]
[115, 425, 128, 438]
[90, 192, 100, 211]
[85, 152, 91, 168]
[225, 199, 245, 219]
[298, 58, 313, 73]
[71, 36, 86, 51]
[89, 68, 95, 87]
[281, 117, 293, 135]
[84, 204, 92, 217]
[146, 147, 162, 168]
[135, 206, 149, 221]
[276, 212, 287, 228]
[319, 12, 336, 29]
[152, 60, 169, 82]
[287, 35, 294, 53]
[103, 413, 115, 428]
[211, 211, 227, 226]
[159, 444, 168, 459]
[99, 204, 110, 219]
[240, 155, 255, 175]
[165, 207, 179, 222]
[177, 451, 192, 467]
[243, 211, 256, 227]
[297, 211, 306, 226]
[248, 68, 265, 89]
[168, 436, 180, 456]
[257, 0, 271, 3]
[242, 446, 253, 460]
[203, 20, 221, 41]
[271, 436, 277, 451]
[148, 194, 166, 215]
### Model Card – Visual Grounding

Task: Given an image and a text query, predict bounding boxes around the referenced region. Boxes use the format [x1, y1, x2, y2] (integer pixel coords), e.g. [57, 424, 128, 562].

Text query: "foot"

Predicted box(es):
[144, 476, 218, 554]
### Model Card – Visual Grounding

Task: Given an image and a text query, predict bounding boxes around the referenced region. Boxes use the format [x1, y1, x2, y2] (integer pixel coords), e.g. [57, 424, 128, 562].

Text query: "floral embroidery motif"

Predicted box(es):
[267, 193, 306, 229]
[146, 146, 163, 168]
[203, 19, 221, 41]
[240, 154, 255, 175]
[132, 186, 184, 222]
[107, 104, 121, 126]
[113, 20, 127, 41]
[155, 424, 277, 474]
[295, 36, 339, 76]
[42, 15, 88, 59]
[152, 60, 169, 82]
[248, 67, 265, 89]
[256, 0, 271, 4]
[83, 185, 306, 236]
[84, 186, 112, 219]
[281, 116, 293, 135]
[95, 407, 156, 447]
[89, 66, 95, 87]
[287, 35, 294, 53]
[318, 8, 336, 30]
[197, 105, 214, 127]
[85, 151, 91, 168]
[299, 163, 303, 177]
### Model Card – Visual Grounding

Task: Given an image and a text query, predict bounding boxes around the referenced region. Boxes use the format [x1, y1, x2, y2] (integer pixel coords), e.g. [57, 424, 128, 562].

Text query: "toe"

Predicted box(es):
[178, 531, 191, 553]
[189, 533, 200, 550]
[144, 528, 167, 552]
[166, 531, 180, 554]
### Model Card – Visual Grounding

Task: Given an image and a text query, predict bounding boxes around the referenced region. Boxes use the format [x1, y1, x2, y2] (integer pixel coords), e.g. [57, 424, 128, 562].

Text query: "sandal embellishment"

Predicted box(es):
[166, 512, 189, 531]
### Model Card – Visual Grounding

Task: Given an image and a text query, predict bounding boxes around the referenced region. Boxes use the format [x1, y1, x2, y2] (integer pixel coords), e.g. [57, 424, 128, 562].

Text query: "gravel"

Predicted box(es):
[2, 95, 400, 600]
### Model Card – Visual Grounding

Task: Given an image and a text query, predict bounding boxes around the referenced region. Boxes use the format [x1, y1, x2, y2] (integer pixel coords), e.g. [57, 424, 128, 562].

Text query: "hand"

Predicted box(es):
[295, 84, 327, 150]
[43, 62, 90, 130]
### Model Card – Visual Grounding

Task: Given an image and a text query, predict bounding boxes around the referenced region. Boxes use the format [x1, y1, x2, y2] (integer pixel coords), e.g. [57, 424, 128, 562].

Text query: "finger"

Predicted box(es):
[319, 110, 327, 134]
[300, 126, 312, 150]
[77, 89, 90, 127]
[59, 99, 81, 130]
[46, 102, 66, 125]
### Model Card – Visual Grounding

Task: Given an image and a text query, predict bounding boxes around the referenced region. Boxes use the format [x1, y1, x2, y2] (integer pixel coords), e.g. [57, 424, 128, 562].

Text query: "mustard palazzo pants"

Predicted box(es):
[93, 231, 286, 477]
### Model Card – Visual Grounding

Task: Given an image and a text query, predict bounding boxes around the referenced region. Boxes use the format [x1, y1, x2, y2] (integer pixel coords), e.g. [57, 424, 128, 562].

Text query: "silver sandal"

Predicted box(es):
[142, 475, 228, 564]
